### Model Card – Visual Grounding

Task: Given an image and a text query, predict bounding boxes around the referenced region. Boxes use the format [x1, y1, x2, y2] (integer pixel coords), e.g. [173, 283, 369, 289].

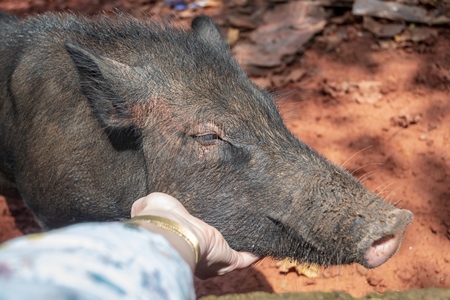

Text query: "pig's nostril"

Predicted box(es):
[364, 234, 401, 268]
[371, 234, 394, 247]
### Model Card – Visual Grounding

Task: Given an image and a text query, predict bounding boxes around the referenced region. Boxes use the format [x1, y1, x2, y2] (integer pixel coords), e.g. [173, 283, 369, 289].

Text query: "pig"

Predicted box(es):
[0, 11, 412, 269]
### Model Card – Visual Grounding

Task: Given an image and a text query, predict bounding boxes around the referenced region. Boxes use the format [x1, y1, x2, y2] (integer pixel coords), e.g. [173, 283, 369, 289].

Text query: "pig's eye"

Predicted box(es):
[192, 133, 223, 146]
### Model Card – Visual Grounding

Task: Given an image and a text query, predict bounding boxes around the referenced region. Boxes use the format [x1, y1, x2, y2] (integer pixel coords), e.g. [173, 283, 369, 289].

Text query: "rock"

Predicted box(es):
[363, 16, 405, 38]
[233, 1, 326, 69]
[227, 14, 257, 30]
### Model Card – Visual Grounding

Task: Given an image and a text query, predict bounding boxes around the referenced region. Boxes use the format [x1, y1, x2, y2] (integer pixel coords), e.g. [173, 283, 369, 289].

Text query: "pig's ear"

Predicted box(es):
[64, 41, 139, 129]
[65, 41, 143, 151]
[191, 16, 226, 48]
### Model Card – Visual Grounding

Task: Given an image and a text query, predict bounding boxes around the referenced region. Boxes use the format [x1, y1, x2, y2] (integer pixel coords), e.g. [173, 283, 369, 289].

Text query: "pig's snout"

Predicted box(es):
[360, 208, 413, 268]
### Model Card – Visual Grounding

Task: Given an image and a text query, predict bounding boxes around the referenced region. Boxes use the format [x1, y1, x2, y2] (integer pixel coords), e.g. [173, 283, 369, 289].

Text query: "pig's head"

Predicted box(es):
[65, 16, 413, 268]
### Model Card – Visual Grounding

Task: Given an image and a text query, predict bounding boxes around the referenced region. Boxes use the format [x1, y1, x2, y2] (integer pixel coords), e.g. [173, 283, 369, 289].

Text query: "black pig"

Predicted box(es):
[0, 12, 412, 268]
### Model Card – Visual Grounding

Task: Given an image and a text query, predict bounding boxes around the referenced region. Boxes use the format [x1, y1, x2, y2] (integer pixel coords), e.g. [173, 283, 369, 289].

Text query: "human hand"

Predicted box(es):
[131, 192, 260, 279]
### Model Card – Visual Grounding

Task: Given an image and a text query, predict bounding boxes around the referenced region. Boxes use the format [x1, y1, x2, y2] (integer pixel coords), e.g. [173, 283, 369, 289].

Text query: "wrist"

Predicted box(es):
[134, 209, 208, 260]
[124, 216, 201, 271]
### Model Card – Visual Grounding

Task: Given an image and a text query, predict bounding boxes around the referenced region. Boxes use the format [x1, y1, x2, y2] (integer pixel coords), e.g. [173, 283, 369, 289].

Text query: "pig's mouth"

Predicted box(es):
[266, 216, 349, 266]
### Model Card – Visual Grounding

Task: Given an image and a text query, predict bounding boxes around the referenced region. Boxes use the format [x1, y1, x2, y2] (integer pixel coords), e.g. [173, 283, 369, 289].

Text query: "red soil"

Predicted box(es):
[0, 1, 448, 298]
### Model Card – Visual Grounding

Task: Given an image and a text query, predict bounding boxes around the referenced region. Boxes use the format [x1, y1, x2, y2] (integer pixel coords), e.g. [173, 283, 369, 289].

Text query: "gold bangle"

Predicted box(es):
[125, 215, 200, 263]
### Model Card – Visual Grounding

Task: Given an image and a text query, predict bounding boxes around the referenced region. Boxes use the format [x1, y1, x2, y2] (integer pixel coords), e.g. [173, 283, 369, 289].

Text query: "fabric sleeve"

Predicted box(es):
[0, 222, 196, 300]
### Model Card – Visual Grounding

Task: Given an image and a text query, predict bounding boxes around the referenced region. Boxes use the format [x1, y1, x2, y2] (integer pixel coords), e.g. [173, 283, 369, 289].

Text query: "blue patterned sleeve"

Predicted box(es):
[0, 222, 196, 300]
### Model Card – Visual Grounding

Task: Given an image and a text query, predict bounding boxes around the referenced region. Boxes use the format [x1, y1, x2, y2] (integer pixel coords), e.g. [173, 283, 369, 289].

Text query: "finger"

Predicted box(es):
[230, 251, 260, 269]
[217, 251, 261, 276]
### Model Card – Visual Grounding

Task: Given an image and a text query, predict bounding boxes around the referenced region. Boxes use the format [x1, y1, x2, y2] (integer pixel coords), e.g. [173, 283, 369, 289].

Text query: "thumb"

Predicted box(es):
[130, 197, 146, 217]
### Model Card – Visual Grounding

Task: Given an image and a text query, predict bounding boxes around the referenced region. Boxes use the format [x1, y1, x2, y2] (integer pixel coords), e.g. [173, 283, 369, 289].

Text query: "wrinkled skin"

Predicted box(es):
[0, 12, 412, 268]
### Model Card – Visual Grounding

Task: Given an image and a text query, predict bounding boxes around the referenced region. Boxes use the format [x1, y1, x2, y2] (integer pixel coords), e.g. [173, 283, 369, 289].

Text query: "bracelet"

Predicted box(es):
[125, 215, 200, 263]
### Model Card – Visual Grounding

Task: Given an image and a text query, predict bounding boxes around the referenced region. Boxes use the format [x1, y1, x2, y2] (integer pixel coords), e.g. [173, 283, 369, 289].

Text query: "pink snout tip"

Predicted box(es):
[364, 234, 403, 268]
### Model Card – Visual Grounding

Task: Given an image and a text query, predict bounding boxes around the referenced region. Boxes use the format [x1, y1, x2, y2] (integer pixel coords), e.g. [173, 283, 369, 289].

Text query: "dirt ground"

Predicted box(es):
[0, 0, 449, 299]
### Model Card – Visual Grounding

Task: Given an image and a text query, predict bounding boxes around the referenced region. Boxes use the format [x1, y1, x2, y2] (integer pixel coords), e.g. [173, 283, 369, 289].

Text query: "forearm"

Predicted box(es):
[0, 222, 196, 299]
